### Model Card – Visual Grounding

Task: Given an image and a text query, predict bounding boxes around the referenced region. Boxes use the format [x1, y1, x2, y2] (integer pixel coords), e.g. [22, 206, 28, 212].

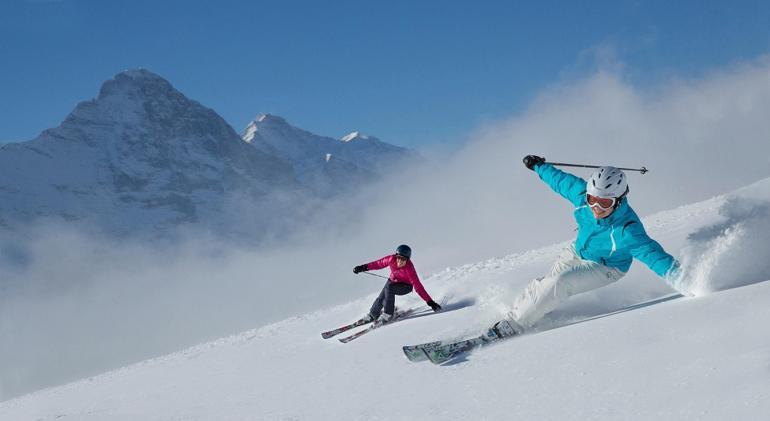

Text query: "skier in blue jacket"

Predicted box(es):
[501, 155, 684, 334]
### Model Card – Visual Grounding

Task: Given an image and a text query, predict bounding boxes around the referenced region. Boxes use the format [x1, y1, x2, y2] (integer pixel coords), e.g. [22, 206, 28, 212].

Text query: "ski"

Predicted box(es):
[421, 336, 491, 364]
[402, 338, 484, 362]
[338, 308, 419, 343]
[323, 307, 419, 339]
[404, 320, 520, 364]
[405, 293, 685, 364]
[402, 341, 443, 362]
[321, 317, 372, 339]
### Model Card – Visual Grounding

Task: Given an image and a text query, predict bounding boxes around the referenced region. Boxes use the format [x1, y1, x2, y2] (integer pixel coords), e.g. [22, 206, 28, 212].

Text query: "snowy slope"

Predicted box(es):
[2, 178, 770, 420]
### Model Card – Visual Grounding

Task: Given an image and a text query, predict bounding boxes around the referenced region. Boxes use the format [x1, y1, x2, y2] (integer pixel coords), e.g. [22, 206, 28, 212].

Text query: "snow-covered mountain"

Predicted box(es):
[243, 113, 421, 196]
[4, 176, 769, 420]
[0, 70, 417, 237]
[0, 69, 302, 236]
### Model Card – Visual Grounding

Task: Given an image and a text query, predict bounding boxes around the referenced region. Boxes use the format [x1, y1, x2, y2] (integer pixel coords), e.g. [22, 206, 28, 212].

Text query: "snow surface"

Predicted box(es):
[341, 131, 369, 142]
[2, 176, 770, 420]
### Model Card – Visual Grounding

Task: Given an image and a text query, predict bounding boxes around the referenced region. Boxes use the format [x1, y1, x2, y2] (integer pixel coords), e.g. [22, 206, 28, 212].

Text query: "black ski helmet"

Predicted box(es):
[395, 244, 412, 259]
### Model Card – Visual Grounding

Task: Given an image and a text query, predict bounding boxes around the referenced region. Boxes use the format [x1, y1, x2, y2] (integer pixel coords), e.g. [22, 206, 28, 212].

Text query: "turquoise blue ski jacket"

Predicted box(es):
[534, 163, 678, 278]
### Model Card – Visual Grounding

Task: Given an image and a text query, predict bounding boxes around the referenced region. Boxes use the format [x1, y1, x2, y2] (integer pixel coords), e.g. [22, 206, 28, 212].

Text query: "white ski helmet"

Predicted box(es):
[587, 166, 629, 199]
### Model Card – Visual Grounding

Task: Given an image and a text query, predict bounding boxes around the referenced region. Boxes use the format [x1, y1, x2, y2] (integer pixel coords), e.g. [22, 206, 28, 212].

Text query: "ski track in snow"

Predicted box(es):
[2, 180, 770, 420]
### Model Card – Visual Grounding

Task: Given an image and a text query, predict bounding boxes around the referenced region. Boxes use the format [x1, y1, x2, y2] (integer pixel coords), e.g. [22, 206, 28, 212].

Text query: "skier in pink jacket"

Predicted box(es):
[353, 244, 441, 324]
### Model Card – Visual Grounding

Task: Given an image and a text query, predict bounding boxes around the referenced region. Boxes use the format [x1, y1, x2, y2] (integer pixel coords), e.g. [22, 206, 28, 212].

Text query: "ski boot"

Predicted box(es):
[373, 312, 393, 327]
[485, 319, 521, 341]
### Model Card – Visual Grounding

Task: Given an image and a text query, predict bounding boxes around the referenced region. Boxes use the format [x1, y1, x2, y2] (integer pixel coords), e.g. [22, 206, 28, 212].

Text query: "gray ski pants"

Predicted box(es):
[369, 280, 413, 317]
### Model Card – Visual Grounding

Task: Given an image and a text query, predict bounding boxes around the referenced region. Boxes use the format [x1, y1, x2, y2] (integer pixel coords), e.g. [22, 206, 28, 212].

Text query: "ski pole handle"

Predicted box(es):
[548, 162, 648, 174]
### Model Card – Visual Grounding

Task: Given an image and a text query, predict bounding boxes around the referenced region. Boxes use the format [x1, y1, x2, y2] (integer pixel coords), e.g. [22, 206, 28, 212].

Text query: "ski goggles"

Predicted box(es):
[586, 194, 616, 210]
[395, 254, 409, 261]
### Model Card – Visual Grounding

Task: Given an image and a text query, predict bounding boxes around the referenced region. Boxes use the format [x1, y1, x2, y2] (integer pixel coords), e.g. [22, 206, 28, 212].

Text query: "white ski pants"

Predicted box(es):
[507, 243, 626, 329]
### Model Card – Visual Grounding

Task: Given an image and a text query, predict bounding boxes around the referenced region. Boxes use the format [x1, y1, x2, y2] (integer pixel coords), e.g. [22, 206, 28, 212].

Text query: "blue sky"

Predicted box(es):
[1, 0, 768, 149]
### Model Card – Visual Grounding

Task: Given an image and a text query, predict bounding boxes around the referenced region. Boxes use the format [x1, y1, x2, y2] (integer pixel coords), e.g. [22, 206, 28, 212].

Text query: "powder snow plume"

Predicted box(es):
[679, 185, 770, 295]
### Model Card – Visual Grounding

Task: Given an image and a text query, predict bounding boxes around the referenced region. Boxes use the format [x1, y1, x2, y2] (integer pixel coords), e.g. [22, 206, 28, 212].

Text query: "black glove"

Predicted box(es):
[427, 300, 442, 312]
[353, 264, 368, 274]
[523, 155, 546, 171]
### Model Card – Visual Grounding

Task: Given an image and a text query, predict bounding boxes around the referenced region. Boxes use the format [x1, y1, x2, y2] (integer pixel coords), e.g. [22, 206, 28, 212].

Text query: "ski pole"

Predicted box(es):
[363, 272, 389, 280]
[548, 161, 648, 174]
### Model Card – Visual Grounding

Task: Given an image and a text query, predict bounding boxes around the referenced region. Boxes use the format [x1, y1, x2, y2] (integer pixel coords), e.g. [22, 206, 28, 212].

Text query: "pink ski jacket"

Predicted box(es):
[366, 254, 433, 302]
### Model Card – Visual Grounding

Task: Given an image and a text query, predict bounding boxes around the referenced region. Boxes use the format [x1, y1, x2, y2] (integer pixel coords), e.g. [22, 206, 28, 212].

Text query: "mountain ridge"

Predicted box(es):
[0, 69, 418, 237]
